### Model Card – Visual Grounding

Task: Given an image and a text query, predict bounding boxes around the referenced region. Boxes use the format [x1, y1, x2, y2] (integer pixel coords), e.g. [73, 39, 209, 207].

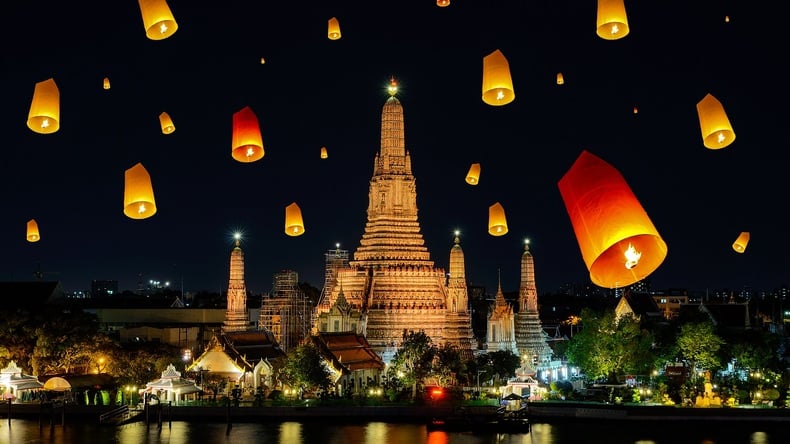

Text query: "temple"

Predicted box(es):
[514, 240, 553, 369]
[223, 233, 249, 332]
[316, 80, 475, 362]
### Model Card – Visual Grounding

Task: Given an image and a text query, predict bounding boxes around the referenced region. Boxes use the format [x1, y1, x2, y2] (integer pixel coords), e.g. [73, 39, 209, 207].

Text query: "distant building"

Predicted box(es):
[259, 270, 312, 353]
[91, 280, 118, 298]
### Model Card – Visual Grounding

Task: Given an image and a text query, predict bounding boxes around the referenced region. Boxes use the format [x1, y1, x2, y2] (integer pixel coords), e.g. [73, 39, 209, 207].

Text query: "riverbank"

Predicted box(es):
[6, 401, 790, 426]
[526, 400, 790, 423]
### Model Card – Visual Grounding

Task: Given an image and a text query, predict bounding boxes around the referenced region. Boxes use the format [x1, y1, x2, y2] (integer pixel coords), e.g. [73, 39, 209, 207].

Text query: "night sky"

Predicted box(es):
[2, 1, 786, 296]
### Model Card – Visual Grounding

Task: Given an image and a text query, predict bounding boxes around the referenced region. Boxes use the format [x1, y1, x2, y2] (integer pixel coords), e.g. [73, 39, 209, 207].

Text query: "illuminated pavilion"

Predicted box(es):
[316, 81, 476, 362]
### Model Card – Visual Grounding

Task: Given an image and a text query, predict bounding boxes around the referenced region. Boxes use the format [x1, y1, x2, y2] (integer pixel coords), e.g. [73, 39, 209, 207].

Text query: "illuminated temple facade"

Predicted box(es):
[514, 241, 553, 368]
[316, 85, 476, 362]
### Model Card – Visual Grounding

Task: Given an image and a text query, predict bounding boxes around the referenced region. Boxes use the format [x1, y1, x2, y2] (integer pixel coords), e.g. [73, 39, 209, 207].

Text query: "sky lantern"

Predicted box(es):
[320, 147, 328, 159]
[138, 0, 178, 40]
[103, 77, 111, 90]
[437, 0, 450, 6]
[556, 72, 564, 85]
[260, 57, 266, 64]
[26, 219, 40, 242]
[159, 112, 175, 134]
[328, 17, 341, 40]
[558, 150, 668, 288]
[732, 232, 750, 253]
[488, 202, 508, 236]
[285, 202, 305, 236]
[231, 106, 264, 163]
[633, 106, 639, 114]
[27, 78, 60, 134]
[596, 0, 630, 40]
[123, 163, 157, 220]
[696, 93, 735, 149]
[482, 49, 515, 106]
[465, 163, 481, 185]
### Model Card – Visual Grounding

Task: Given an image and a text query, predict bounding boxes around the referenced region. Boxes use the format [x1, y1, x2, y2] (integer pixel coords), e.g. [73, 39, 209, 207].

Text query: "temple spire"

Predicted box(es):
[224, 232, 249, 332]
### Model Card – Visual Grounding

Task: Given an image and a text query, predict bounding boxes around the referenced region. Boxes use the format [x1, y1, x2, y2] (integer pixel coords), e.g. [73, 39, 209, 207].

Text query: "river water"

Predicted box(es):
[2, 418, 788, 444]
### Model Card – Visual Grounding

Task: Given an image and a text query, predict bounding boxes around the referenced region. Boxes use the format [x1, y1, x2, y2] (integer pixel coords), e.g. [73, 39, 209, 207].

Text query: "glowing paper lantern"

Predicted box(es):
[103, 77, 111, 90]
[556, 72, 565, 85]
[320, 147, 328, 159]
[633, 106, 639, 114]
[260, 57, 266, 64]
[231, 106, 264, 163]
[138, 0, 178, 40]
[159, 112, 175, 134]
[488, 202, 508, 236]
[482, 49, 515, 106]
[732, 232, 750, 253]
[437, 0, 450, 6]
[328, 17, 341, 40]
[27, 78, 60, 134]
[285, 202, 305, 236]
[596, 0, 630, 40]
[696, 93, 736, 149]
[123, 163, 157, 220]
[725, 16, 730, 23]
[465, 163, 481, 185]
[558, 150, 667, 288]
[26, 219, 40, 242]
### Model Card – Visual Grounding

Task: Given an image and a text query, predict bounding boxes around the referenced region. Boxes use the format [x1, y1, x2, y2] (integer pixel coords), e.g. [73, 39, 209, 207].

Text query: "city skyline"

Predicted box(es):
[2, 1, 787, 296]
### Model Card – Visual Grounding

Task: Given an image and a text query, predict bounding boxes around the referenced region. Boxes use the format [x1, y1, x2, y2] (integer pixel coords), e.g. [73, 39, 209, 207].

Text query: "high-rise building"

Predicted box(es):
[315, 80, 475, 362]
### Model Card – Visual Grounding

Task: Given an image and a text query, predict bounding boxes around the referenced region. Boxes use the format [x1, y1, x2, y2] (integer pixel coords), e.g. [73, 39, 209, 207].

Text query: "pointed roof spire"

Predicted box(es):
[387, 76, 398, 96]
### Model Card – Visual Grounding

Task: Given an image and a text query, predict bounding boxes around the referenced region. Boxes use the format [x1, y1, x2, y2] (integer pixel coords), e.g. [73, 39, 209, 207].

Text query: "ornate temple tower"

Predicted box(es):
[514, 240, 553, 367]
[317, 80, 472, 362]
[223, 234, 249, 332]
[486, 272, 518, 354]
[444, 233, 478, 359]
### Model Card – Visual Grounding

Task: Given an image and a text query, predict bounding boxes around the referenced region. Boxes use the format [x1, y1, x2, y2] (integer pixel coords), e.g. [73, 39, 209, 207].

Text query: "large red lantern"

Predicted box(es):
[558, 150, 667, 288]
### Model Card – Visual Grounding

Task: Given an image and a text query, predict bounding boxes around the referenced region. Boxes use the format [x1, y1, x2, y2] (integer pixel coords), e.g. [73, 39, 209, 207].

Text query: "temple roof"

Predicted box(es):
[311, 332, 384, 373]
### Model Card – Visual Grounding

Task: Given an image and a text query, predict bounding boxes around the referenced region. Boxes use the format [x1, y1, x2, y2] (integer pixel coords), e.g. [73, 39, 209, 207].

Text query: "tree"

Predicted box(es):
[388, 330, 436, 399]
[282, 343, 331, 396]
[432, 342, 464, 387]
[565, 308, 654, 382]
[676, 321, 724, 380]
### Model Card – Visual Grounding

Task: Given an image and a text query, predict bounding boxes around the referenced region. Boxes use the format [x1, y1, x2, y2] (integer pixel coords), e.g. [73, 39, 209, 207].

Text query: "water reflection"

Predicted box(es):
[3, 419, 790, 444]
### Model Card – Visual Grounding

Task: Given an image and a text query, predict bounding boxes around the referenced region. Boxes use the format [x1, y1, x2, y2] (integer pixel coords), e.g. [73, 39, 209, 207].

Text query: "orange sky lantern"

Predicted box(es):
[285, 203, 305, 236]
[123, 163, 157, 220]
[27, 78, 60, 134]
[138, 0, 178, 40]
[231, 106, 264, 163]
[558, 150, 667, 288]
[482, 50, 515, 106]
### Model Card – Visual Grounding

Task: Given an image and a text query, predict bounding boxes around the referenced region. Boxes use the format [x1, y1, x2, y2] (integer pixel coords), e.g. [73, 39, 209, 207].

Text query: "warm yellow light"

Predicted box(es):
[633, 106, 639, 114]
[27, 78, 60, 134]
[387, 77, 399, 96]
[159, 112, 175, 134]
[732, 232, 750, 253]
[465, 163, 481, 185]
[285, 202, 305, 237]
[556, 72, 564, 85]
[725, 15, 730, 23]
[260, 57, 266, 64]
[138, 0, 178, 40]
[437, 0, 450, 6]
[328, 17, 341, 40]
[696, 93, 735, 149]
[624, 243, 641, 269]
[320, 147, 328, 159]
[482, 49, 515, 106]
[596, 0, 630, 40]
[103, 77, 111, 90]
[26, 219, 41, 242]
[123, 163, 157, 220]
[488, 202, 508, 236]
